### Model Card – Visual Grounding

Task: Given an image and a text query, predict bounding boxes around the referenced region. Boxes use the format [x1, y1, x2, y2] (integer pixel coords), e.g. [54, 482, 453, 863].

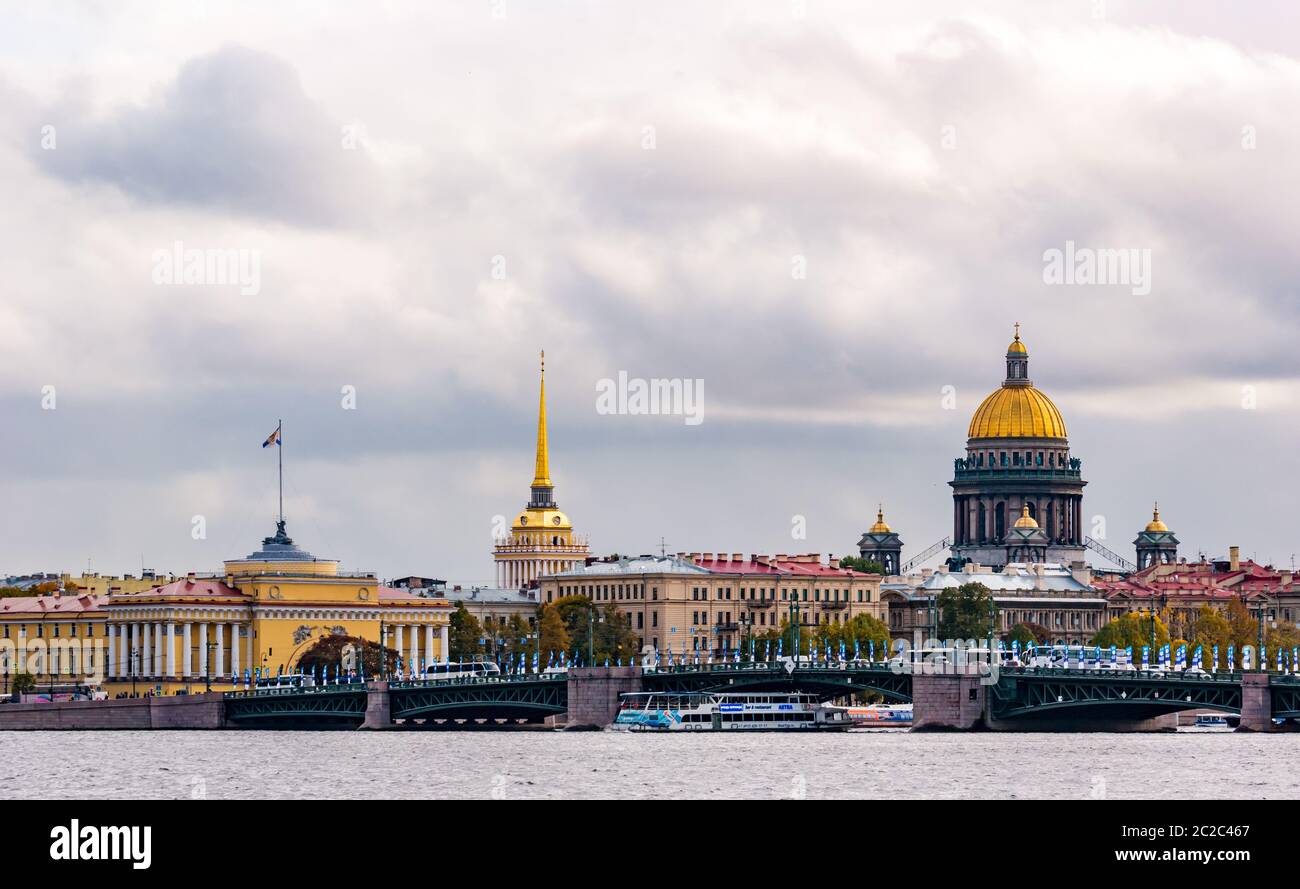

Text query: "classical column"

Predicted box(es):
[183, 623, 193, 678]
[106, 625, 116, 678]
[154, 623, 163, 677]
[395, 625, 404, 666]
[230, 624, 240, 681]
[216, 624, 225, 678]
[166, 623, 176, 677]
[198, 623, 208, 679]
[424, 624, 435, 668]
[409, 626, 419, 674]
[440, 624, 449, 664]
[142, 622, 152, 678]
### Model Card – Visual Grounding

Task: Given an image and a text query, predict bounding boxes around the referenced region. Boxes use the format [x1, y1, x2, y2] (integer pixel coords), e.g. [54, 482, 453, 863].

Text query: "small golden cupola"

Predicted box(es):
[1145, 504, 1169, 533]
[868, 507, 892, 534]
[1013, 505, 1039, 529]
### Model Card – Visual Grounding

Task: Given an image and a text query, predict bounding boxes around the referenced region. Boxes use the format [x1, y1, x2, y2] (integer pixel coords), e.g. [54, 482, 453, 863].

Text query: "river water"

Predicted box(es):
[3, 729, 1296, 799]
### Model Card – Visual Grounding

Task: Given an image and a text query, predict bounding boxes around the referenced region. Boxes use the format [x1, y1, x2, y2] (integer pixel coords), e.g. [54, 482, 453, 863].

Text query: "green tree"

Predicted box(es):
[1007, 622, 1050, 646]
[546, 595, 640, 665]
[837, 556, 885, 575]
[448, 602, 485, 661]
[11, 672, 35, 695]
[936, 582, 998, 640]
[298, 634, 399, 677]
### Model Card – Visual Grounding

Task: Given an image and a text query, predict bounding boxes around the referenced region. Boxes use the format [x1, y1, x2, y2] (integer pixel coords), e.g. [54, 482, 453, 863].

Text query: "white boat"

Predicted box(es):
[842, 703, 913, 727]
[612, 692, 853, 732]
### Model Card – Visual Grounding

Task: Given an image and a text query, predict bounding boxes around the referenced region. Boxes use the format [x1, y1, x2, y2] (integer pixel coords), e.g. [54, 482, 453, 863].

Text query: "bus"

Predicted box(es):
[422, 661, 502, 681]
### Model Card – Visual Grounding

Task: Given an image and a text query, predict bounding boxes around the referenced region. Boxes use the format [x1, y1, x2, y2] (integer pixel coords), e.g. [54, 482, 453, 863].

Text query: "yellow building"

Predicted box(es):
[538, 553, 884, 658]
[492, 352, 589, 588]
[0, 521, 451, 695]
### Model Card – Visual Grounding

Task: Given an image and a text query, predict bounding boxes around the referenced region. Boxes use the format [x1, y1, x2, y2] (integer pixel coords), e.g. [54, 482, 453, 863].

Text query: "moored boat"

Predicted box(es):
[612, 692, 852, 731]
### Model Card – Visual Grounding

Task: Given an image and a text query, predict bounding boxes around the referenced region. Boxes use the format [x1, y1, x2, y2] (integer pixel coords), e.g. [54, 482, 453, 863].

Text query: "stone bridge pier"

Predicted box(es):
[1238, 673, 1274, 732]
[565, 667, 642, 729]
[911, 672, 986, 730]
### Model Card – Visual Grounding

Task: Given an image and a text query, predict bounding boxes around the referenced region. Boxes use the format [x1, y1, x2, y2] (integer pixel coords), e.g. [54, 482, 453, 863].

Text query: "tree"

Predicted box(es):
[1091, 610, 1170, 651]
[544, 595, 640, 665]
[11, 672, 35, 695]
[838, 556, 885, 575]
[537, 604, 570, 665]
[448, 602, 485, 661]
[1007, 622, 1050, 646]
[298, 634, 399, 677]
[937, 582, 998, 640]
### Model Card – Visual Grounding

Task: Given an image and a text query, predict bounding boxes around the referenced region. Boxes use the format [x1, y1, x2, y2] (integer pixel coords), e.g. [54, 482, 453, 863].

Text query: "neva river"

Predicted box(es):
[3, 730, 1295, 799]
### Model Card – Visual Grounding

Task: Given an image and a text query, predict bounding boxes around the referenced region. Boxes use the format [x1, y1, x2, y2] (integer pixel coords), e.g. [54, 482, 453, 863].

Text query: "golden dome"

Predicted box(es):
[868, 507, 892, 534]
[1013, 505, 1039, 529]
[968, 386, 1067, 439]
[1145, 504, 1168, 533]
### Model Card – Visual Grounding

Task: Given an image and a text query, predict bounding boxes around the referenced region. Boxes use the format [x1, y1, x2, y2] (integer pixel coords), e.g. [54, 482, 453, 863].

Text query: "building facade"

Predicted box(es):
[883, 562, 1107, 645]
[0, 521, 452, 695]
[950, 326, 1086, 570]
[492, 352, 589, 589]
[538, 553, 884, 657]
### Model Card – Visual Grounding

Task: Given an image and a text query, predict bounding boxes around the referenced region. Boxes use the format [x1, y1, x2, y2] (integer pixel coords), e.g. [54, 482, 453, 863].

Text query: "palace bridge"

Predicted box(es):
[220, 663, 1300, 731]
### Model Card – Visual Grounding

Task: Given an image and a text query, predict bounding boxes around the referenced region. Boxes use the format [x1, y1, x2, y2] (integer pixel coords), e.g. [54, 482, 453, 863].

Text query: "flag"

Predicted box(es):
[262, 424, 282, 448]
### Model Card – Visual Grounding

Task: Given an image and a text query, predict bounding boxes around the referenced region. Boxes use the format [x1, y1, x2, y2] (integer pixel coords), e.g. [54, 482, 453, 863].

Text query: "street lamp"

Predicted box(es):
[205, 639, 216, 692]
[788, 600, 802, 661]
[129, 646, 139, 697]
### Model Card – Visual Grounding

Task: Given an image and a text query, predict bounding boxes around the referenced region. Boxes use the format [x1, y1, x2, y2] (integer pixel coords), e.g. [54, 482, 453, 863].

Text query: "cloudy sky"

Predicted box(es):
[1, 1, 1298, 583]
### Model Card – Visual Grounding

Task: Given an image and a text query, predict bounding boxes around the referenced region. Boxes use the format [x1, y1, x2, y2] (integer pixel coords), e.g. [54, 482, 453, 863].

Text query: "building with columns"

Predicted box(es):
[0, 520, 451, 695]
[949, 325, 1087, 570]
[492, 352, 589, 589]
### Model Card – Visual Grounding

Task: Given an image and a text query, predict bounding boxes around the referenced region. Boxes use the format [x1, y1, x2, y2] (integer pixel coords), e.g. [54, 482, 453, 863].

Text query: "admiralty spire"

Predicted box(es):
[493, 351, 589, 589]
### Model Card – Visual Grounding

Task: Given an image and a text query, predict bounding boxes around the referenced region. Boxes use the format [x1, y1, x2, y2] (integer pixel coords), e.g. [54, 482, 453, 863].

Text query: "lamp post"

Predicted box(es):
[205, 639, 216, 692]
[789, 600, 802, 661]
[129, 646, 139, 697]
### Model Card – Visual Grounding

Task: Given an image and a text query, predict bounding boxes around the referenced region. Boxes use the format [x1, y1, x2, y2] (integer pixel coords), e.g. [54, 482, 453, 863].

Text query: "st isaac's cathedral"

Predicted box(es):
[948, 326, 1087, 570]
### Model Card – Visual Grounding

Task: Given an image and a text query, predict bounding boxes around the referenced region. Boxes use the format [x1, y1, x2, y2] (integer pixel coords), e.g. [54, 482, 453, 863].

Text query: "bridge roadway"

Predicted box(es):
[221, 663, 1300, 730]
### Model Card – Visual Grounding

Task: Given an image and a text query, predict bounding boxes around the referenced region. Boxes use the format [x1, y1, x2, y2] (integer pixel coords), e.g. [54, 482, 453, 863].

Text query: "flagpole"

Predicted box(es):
[278, 418, 283, 525]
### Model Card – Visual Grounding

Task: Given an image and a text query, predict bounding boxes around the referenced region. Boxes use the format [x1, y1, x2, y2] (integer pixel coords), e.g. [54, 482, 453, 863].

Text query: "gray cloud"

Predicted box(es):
[1, 4, 1299, 581]
[32, 45, 382, 226]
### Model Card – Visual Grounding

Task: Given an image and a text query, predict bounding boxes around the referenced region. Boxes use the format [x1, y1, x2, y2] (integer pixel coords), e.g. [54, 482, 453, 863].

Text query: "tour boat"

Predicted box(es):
[842, 703, 913, 727]
[612, 692, 853, 732]
[1193, 714, 1230, 729]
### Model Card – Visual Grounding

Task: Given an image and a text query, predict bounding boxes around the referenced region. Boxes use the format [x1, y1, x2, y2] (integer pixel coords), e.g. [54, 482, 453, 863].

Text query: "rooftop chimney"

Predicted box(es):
[1230, 546, 1240, 572]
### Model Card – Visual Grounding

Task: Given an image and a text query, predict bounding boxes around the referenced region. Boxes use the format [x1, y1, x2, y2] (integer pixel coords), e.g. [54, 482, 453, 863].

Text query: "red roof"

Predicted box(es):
[0, 593, 106, 615]
[688, 554, 877, 579]
[113, 578, 246, 600]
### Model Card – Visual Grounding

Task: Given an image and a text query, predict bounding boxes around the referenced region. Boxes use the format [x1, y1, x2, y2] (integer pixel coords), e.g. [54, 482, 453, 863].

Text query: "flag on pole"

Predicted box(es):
[262, 424, 282, 448]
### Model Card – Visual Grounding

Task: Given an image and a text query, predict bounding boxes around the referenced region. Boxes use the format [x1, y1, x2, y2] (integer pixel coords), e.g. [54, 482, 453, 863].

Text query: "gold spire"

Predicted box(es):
[1013, 505, 1039, 529]
[1145, 502, 1168, 533]
[531, 350, 552, 488]
[868, 506, 892, 534]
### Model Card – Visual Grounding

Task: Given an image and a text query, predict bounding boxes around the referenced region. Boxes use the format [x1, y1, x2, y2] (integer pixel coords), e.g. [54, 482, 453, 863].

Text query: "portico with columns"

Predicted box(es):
[99, 520, 451, 694]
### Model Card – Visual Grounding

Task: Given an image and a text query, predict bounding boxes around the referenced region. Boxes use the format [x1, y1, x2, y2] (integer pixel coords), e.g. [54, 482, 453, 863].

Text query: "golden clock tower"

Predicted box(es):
[493, 352, 590, 588]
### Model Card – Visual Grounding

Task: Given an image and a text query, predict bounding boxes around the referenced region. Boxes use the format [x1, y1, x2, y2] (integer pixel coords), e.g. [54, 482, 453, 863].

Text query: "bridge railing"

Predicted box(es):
[224, 682, 369, 700]
[387, 673, 567, 690]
